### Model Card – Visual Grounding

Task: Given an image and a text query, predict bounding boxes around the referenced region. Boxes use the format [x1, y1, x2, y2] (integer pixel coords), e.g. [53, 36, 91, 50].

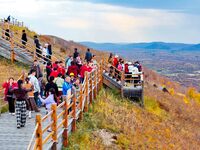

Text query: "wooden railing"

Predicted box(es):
[0, 18, 24, 27]
[27, 62, 103, 150]
[102, 61, 144, 87]
[0, 26, 63, 64]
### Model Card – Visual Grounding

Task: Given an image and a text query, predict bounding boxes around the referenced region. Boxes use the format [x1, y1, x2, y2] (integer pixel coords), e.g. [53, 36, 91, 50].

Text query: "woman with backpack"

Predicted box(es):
[12, 80, 33, 128]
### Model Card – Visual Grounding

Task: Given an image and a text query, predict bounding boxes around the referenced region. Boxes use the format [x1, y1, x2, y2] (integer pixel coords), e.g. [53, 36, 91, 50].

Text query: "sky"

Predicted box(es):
[0, 0, 199, 43]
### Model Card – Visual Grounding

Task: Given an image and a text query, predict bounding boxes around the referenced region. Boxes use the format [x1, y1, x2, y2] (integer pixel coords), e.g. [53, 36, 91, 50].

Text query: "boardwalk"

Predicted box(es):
[0, 109, 46, 150]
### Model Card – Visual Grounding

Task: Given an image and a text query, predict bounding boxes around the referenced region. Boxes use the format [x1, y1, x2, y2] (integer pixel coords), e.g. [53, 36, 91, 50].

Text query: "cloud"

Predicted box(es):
[0, 0, 199, 43]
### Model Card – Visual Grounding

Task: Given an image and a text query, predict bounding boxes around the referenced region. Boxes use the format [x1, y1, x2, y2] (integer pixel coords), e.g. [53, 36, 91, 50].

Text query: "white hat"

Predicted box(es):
[115, 55, 118, 58]
[128, 62, 132, 65]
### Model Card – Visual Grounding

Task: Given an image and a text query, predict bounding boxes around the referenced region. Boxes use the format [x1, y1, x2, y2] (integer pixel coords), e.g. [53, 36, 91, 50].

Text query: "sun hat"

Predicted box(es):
[70, 73, 74, 76]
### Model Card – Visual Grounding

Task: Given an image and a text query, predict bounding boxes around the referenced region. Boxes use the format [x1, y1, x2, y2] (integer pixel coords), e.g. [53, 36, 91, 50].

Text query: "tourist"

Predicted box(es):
[46, 62, 52, 81]
[113, 55, 119, 79]
[62, 76, 73, 97]
[70, 73, 76, 84]
[28, 69, 41, 107]
[24, 77, 39, 119]
[21, 30, 27, 48]
[54, 73, 64, 103]
[92, 55, 97, 66]
[80, 62, 92, 83]
[108, 53, 113, 76]
[12, 80, 33, 128]
[30, 60, 42, 79]
[76, 54, 82, 69]
[42, 44, 48, 64]
[47, 43, 52, 61]
[85, 48, 92, 62]
[65, 55, 73, 70]
[38, 88, 57, 132]
[52, 61, 59, 69]
[45, 76, 59, 103]
[34, 35, 41, 58]
[2, 77, 17, 115]
[7, 15, 11, 22]
[58, 61, 65, 76]
[73, 48, 79, 59]
[67, 61, 79, 78]
[124, 62, 130, 82]
[4, 20, 10, 40]
[50, 67, 59, 78]
[73, 78, 80, 90]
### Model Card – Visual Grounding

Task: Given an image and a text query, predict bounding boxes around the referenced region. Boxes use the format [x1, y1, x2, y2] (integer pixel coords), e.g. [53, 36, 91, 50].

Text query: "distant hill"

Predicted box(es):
[182, 44, 200, 51]
[80, 42, 197, 51]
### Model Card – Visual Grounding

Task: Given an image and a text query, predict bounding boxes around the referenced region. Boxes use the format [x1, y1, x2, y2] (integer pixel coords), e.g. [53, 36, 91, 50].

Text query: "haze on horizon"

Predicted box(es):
[0, 0, 199, 43]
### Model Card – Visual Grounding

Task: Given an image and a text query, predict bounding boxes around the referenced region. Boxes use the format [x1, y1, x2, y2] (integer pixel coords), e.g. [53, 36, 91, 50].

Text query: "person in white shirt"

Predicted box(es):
[28, 69, 41, 106]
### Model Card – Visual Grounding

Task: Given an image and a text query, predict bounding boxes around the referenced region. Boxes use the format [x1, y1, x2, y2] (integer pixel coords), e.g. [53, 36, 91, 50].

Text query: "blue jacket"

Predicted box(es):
[62, 81, 72, 96]
[85, 52, 92, 61]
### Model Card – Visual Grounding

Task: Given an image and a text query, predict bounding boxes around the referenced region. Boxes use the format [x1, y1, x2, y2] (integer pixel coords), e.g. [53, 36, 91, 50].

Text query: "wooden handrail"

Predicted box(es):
[0, 27, 62, 64]
[27, 63, 102, 150]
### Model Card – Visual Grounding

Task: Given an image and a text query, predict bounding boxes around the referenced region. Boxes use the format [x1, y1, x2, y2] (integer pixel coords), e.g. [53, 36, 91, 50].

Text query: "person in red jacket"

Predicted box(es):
[67, 61, 79, 78]
[124, 62, 131, 82]
[2, 77, 18, 115]
[80, 62, 92, 83]
[57, 61, 65, 76]
[50, 67, 59, 78]
[113, 55, 119, 68]
[113, 55, 119, 79]
[52, 61, 59, 69]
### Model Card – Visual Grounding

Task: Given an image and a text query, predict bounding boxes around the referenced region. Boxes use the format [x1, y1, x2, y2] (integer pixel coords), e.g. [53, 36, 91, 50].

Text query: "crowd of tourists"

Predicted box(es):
[2, 48, 97, 129]
[108, 53, 143, 85]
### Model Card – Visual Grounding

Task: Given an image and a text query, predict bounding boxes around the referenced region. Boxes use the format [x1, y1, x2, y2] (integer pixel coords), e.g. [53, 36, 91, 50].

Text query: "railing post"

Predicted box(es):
[62, 98, 69, 147]
[36, 114, 42, 150]
[51, 104, 57, 150]
[10, 36, 15, 63]
[121, 71, 125, 86]
[33, 47, 36, 61]
[72, 88, 76, 132]
[79, 85, 83, 120]
[97, 64, 101, 91]
[84, 72, 89, 112]
[94, 69, 97, 100]
[89, 72, 93, 104]
[100, 61, 103, 88]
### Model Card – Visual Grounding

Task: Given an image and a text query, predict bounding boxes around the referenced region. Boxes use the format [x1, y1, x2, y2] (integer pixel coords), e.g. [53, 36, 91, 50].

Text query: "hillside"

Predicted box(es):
[40, 35, 108, 61]
[66, 86, 200, 149]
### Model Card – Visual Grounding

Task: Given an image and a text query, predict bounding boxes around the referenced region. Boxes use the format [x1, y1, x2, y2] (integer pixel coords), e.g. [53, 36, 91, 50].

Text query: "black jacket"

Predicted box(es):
[45, 82, 59, 97]
[22, 33, 27, 42]
[48, 44, 52, 55]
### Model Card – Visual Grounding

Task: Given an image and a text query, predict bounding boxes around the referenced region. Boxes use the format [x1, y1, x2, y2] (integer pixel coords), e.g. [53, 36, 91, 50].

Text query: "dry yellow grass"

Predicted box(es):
[66, 86, 200, 150]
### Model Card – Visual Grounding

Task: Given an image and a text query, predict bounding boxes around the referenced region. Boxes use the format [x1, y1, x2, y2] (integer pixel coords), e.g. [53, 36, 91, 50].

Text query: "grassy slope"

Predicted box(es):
[65, 87, 200, 150]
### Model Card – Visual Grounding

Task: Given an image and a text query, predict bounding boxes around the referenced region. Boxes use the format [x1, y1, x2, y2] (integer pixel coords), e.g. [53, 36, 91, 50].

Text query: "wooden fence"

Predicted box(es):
[27, 62, 103, 150]
[0, 18, 24, 27]
[0, 25, 63, 64]
[102, 60, 144, 87]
